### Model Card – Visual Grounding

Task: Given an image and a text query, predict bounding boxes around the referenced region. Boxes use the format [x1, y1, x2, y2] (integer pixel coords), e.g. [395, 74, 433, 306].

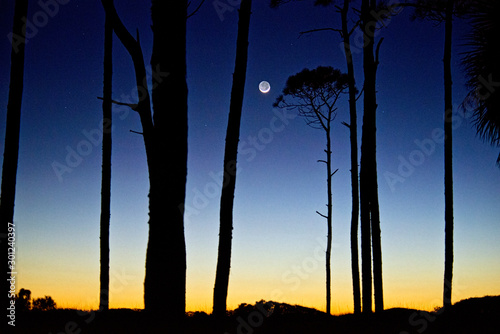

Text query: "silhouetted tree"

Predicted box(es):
[315, 0, 363, 315]
[338, 0, 362, 315]
[99, 8, 113, 312]
[442, 0, 455, 311]
[275, 66, 349, 314]
[1, 0, 28, 316]
[359, 0, 385, 314]
[32, 296, 57, 311]
[146, 1, 189, 320]
[270, 0, 362, 316]
[15, 288, 31, 312]
[101, 0, 190, 321]
[408, 0, 472, 310]
[461, 0, 500, 165]
[295, 0, 389, 314]
[213, 0, 253, 320]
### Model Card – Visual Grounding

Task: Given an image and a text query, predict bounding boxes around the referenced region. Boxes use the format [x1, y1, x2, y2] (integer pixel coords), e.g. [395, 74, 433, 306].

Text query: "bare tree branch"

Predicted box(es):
[130, 129, 144, 135]
[355, 85, 364, 101]
[375, 37, 384, 70]
[100, 0, 158, 180]
[100, 0, 154, 136]
[187, 0, 206, 19]
[316, 211, 328, 219]
[299, 27, 342, 38]
[348, 19, 362, 37]
[97, 96, 138, 111]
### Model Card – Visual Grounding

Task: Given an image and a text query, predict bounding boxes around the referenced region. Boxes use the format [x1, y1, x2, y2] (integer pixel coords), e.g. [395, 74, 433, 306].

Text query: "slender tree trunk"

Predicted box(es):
[341, 0, 361, 315]
[359, 167, 371, 314]
[360, 0, 384, 314]
[443, 0, 454, 310]
[213, 0, 252, 319]
[359, 0, 374, 314]
[99, 10, 112, 312]
[144, 1, 188, 322]
[325, 125, 333, 315]
[1, 0, 28, 317]
[368, 0, 384, 312]
[370, 176, 383, 313]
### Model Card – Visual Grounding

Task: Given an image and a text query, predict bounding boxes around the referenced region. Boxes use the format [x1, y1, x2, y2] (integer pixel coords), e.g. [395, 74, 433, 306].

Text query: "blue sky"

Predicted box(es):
[1, 0, 499, 313]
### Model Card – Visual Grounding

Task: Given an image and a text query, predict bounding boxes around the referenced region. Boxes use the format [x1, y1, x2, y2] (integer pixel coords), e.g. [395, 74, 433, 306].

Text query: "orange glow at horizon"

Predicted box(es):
[15, 226, 500, 315]
[17, 266, 500, 315]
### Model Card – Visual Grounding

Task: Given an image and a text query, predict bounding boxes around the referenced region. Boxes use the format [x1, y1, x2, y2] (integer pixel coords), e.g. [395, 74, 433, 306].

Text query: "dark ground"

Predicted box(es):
[11, 295, 500, 333]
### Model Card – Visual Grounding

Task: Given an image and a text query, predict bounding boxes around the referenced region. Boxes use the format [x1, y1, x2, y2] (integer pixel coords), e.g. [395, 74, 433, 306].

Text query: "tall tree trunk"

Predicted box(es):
[359, 0, 374, 314]
[213, 0, 252, 319]
[368, 0, 384, 313]
[443, 0, 454, 310]
[360, 0, 384, 314]
[341, 0, 361, 315]
[370, 176, 383, 312]
[359, 166, 371, 314]
[101, 0, 188, 323]
[1, 0, 28, 317]
[144, 0, 188, 322]
[99, 10, 112, 312]
[325, 125, 333, 315]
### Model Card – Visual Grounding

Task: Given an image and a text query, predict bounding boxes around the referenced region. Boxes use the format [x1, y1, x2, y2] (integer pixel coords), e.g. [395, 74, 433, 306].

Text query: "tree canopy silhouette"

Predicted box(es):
[15, 288, 31, 312]
[274, 66, 349, 129]
[275, 65, 348, 314]
[270, 0, 363, 314]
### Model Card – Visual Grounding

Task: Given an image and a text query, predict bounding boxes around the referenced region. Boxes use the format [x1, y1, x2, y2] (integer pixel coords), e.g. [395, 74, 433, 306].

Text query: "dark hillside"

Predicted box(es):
[13, 296, 500, 333]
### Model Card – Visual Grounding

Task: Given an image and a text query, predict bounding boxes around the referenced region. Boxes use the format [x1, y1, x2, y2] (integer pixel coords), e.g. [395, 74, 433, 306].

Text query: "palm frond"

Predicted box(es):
[460, 0, 500, 165]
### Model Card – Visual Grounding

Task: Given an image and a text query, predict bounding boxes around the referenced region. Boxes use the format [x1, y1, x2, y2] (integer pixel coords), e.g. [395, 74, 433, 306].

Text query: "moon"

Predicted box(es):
[259, 81, 270, 93]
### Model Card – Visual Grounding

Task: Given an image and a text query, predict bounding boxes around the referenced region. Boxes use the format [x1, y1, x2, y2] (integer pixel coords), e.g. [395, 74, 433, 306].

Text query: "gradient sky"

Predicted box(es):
[1, 0, 499, 314]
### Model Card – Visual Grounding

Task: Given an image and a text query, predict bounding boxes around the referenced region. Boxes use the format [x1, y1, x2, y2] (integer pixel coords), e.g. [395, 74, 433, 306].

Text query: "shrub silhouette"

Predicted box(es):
[15, 288, 31, 312]
[32, 296, 57, 311]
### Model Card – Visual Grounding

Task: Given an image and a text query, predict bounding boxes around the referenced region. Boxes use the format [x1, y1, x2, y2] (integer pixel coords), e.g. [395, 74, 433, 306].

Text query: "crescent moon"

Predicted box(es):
[259, 81, 271, 93]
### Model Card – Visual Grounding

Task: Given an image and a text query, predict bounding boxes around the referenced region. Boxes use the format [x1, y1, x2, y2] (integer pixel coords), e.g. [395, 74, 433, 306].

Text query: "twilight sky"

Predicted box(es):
[1, 0, 499, 314]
